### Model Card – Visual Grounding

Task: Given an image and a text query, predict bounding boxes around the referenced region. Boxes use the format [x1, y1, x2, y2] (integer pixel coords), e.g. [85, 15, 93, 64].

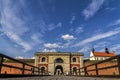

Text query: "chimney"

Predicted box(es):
[105, 48, 109, 54]
[91, 48, 95, 53]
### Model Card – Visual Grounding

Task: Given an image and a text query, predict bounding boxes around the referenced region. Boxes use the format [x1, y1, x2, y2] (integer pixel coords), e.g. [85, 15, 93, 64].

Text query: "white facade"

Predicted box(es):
[89, 51, 96, 60]
[89, 51, 110, 61]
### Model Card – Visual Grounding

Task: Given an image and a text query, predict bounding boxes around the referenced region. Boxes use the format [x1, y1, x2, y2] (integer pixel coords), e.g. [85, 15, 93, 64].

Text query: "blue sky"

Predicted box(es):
[0, 0, 120, 58]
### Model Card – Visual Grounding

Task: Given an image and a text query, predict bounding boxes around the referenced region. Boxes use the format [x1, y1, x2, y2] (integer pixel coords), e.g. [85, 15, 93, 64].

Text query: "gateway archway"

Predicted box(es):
[55, 65, 63, 75]
[54, 58, 64, 75]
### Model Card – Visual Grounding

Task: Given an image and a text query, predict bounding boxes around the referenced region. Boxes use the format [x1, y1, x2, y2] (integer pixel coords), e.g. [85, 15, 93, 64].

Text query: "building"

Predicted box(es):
[34, 52, 84, 75]
[89, 48, 115, 61]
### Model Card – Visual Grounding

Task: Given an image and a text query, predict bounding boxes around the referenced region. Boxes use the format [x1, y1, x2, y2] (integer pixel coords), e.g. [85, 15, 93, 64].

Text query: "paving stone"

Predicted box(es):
[0, 76, 120, 80]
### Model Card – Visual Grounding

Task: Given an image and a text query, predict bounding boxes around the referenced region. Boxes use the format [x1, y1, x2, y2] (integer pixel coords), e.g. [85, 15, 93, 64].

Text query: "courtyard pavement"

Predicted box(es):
[0, 76, 120, 80]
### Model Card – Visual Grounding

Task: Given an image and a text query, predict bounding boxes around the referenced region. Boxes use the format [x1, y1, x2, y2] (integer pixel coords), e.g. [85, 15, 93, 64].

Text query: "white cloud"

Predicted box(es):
[6, 32, 32, 52]
[74, 29, 120, 47]
[57, 22, 62, 27]
[47, 22, 62, 31]
[78, 46, 91, 52]
[70, 16, 76, 24]
[15, 56, 25, 59]
[82, 0, 104, 19]
[105, 7, 116, 11]
[15, 56, 35, 59]
[108, 19, 120, 26]
[31, 33, 43, 44]
[44, 43, 60, 48]
[94, 41, 107, 48]
[42, 48, 56, 52]
[75, 27, 83, 34]
[61, 34, 75, 41]
[61, 41, 73, 48]
[31, 57, 35, 59]
[1, 0, 62, 53]
[1, 1, 32, 52]
[111, 44, 120, 52]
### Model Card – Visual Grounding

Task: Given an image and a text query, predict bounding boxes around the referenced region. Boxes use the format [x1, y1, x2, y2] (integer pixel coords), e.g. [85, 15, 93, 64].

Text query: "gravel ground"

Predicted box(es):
[1, 76, 120, 80]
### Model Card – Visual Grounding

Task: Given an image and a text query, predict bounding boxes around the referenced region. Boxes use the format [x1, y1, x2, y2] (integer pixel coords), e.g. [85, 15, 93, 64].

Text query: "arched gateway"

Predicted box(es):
[35, 52, 84, 75]
[54, 58, 64, 75]
[55, 65, 63, 75]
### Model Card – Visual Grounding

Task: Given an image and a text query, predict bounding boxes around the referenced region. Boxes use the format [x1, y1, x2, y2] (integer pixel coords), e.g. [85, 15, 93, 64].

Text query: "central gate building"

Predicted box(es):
[34, 52, 84, 75]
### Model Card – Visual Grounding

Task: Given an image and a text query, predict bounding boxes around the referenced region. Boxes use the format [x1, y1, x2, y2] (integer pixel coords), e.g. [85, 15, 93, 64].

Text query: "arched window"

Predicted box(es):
[41, 57, 46, 62]
[55, 58, 64, 63]
[72, 58, 76, 62]
[41, 67, 45, 73]
[73, 67, 77, 73]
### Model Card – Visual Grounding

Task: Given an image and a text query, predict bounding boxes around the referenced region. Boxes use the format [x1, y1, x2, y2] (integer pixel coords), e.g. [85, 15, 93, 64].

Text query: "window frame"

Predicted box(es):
[72, 57, 77, 62]
[41, 57, 46, 62]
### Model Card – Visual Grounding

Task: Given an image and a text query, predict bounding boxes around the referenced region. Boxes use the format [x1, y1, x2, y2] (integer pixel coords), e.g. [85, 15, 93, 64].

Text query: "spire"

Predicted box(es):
[91, 48, 95, 53]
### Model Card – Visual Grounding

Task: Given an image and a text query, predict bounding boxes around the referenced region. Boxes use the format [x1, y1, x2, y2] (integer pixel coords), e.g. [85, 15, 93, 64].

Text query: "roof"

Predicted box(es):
[93, 52, 115, 57]
[35, 52, 84, 56]
[4, 59, 35, 63]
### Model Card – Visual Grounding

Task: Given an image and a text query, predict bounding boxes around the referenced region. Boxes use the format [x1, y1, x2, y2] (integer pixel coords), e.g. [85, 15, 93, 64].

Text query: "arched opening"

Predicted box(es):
[73, 67, 77, 75]
[55, 58, 64, 63]
[41, 57, 46, 62]
[55, 65, 63, 75]
[72, 57, 76, 62]
[41, 66, 45, 73]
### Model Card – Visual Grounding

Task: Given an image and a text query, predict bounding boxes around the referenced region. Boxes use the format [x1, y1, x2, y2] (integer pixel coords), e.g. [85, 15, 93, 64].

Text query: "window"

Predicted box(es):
[55, 58, 64, 63]
[72, 58, 76, 62]
[41, 57, 46, 62]
[95, 57, 98, 60]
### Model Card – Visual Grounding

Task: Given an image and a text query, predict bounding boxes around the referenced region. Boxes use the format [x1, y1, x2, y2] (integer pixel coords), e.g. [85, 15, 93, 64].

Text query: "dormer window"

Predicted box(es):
[72, 58, 76, 62]
[41, 57, 46, 62]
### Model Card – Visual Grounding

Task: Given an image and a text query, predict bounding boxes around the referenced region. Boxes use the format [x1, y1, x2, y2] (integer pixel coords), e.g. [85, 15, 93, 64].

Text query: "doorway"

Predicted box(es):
[55, 65, 63, 75]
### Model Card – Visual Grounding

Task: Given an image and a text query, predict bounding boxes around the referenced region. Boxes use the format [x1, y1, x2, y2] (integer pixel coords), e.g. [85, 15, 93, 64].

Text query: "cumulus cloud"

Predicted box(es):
[15, 56, 25, 59]
[31, 57, 35, 59]
[15, 56, 35, 59]
[42, 48, 56, 52]
[44, 43, 60, 48]
[82, 0, 104, 19]
[61, 34, 75, 41]
[74, 29, 120, 47]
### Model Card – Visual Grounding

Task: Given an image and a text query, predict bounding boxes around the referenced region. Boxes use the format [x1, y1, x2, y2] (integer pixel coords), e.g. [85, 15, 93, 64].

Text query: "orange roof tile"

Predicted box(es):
[93, 52, 115, 57]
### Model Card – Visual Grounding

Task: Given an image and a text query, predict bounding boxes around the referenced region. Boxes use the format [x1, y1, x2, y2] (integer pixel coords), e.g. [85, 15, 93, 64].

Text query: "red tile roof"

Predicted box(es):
[93, 52, 115, 57]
